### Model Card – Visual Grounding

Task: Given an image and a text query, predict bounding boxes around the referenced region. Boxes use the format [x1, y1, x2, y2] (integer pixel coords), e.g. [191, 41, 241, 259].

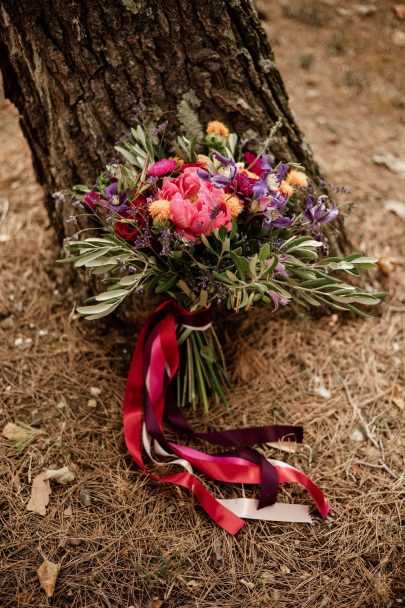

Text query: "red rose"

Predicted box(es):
[114, 197, 147, 241]
[114, 221, 139, 242]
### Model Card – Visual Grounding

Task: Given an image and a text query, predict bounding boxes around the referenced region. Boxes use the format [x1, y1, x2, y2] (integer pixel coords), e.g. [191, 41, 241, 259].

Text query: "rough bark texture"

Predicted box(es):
[0, 0, 347, 254]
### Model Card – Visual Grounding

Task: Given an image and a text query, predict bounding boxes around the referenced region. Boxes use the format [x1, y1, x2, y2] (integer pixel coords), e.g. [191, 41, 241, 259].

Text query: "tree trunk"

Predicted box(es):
[0, 0, 348, 255]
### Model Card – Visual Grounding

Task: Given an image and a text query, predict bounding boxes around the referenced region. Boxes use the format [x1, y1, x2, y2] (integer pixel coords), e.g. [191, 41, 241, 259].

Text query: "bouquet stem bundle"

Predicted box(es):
[177, 323, 231, 411]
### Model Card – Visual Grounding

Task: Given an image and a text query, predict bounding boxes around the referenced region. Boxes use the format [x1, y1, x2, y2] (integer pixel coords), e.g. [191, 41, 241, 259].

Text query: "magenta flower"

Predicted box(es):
[83, 192, 101, 209]
[148, 159, 177, 178]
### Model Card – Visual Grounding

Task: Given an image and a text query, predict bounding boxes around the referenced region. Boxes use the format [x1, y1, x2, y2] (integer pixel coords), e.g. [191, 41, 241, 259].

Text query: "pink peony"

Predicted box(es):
[155, 167, 232, 239]
[148, 159, 177, 178]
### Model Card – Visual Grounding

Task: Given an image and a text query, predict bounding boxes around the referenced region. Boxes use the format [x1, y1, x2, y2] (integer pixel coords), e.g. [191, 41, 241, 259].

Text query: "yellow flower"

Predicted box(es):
[286, 169, 308, 188]
[206, 120, 230, 138]
[224, 194, 243, 219]
[149, 199, 172, 222]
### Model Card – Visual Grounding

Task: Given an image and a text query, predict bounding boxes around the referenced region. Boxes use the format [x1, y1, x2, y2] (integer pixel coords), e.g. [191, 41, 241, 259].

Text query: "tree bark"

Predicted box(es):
[0, 0, 348, 254]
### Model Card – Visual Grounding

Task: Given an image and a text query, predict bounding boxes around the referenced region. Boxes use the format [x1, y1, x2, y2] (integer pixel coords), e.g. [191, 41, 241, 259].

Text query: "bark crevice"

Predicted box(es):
[0, 0, 348, 254]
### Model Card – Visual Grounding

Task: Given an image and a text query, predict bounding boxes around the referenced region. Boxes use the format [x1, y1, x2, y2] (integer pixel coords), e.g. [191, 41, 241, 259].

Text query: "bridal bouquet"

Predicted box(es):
[59, 120, 384, 533]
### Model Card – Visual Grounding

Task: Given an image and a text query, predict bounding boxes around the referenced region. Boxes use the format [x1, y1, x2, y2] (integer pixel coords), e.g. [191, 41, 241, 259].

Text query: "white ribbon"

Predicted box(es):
[142, 423, 312, 524]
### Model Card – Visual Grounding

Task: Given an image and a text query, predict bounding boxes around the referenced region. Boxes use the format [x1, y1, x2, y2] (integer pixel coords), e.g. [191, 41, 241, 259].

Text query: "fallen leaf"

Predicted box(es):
[27, 472, 51, 515]
[186, 579, 199, 587]
[350, 427, 365, 443]
[2, 421, 43, 453]
[373, 153, 405, 178]
[393, 4, 405, 20]
[0, 315, 14, 329]
[353, 4, 377, 16]
[79, 488, 92, 506]
[392, 396, 404, 410]
[378, 259, 395, 277]
[240, 578, 255, 590]
[3, 422, 32, 442]
[147, 600, 163, 608]
[63, 506, 73, 517]
[392, 30, 405, 46]
[37, 559, 60, 597]
[44, 466, 75, 484]
[280, 565, 291, 574]
[385, 200, 405, 219]
[90, 386, 102, 397]
[266, 440, 297, 454]
[314, 376, 331, 400]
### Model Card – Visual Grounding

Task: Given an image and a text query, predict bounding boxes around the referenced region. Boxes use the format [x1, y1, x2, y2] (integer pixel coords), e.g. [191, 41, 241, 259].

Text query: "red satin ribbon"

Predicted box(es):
[123, 300, 330, 534]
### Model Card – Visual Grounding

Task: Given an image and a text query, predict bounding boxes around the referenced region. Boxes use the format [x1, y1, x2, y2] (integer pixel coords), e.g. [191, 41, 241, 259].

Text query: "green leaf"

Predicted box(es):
[94, 289, 130, 301]
[77, 301, 121, 315]
[114, 145, 139, 165]
[218, 225, 228, 242]
[249, 254, 258, 280]
[73, 248, 112, 267]
[229, 251, 250, 281]
[155, 275, 178, 293]
[230, 221, 238, 239]
[259, 242, 270, 262]
[350, 256, 378, 268]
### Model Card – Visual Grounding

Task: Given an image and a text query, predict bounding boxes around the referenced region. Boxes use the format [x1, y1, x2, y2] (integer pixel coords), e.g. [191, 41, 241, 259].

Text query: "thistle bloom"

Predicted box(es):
[206, 120, 230, 138]
[234, 170, 258, 200]
[148, 159, 177, 178]
[304, 195, 338, 231]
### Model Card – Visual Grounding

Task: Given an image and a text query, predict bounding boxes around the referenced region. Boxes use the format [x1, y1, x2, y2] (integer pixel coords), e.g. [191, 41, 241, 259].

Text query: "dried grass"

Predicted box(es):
[1, 3, 404, 604]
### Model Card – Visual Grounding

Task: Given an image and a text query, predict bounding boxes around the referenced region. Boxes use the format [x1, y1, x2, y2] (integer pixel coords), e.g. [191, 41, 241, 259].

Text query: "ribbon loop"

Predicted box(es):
[123, 300, 330, 534]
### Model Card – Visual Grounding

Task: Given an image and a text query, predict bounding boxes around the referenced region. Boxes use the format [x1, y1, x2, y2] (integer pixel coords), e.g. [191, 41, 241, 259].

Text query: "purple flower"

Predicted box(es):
[276, 163, 290, 182]
[262, 193, 293, 229]
[263, 214, 294, 229]
[104, 182, 131, 214]
[267, 290, 290, 311]
[275, 256, 290, 277]
[104, 182, 118, 199]
[304, 195, 338, 231]
[197, 152, 237, 189]
[253, 156, 279, 199]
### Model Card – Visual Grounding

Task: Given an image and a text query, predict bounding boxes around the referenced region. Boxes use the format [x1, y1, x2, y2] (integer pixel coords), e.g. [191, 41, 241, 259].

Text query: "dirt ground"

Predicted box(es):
[0, 1, 404, 606]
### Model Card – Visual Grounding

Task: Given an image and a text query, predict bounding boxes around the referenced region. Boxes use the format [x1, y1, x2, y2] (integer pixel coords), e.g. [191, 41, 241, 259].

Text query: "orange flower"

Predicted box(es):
[224, 194, 243, 219]
[286, 169, 308, 188]
[170, 156, 184, 167]
[239, 167, 260, 180]
[149, 199, 172, 222]
[279, 181, 294, 198]
[206, 121, 230, 138]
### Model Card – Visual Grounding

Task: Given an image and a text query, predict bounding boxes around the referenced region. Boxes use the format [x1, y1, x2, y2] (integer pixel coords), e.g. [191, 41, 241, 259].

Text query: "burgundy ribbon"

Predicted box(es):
[123, 300, 330, 533]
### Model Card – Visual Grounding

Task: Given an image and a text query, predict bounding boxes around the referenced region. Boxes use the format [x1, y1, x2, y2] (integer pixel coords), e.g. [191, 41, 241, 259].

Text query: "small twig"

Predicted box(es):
[341, 377, 379, 449]
[354, 460, 399, 480]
